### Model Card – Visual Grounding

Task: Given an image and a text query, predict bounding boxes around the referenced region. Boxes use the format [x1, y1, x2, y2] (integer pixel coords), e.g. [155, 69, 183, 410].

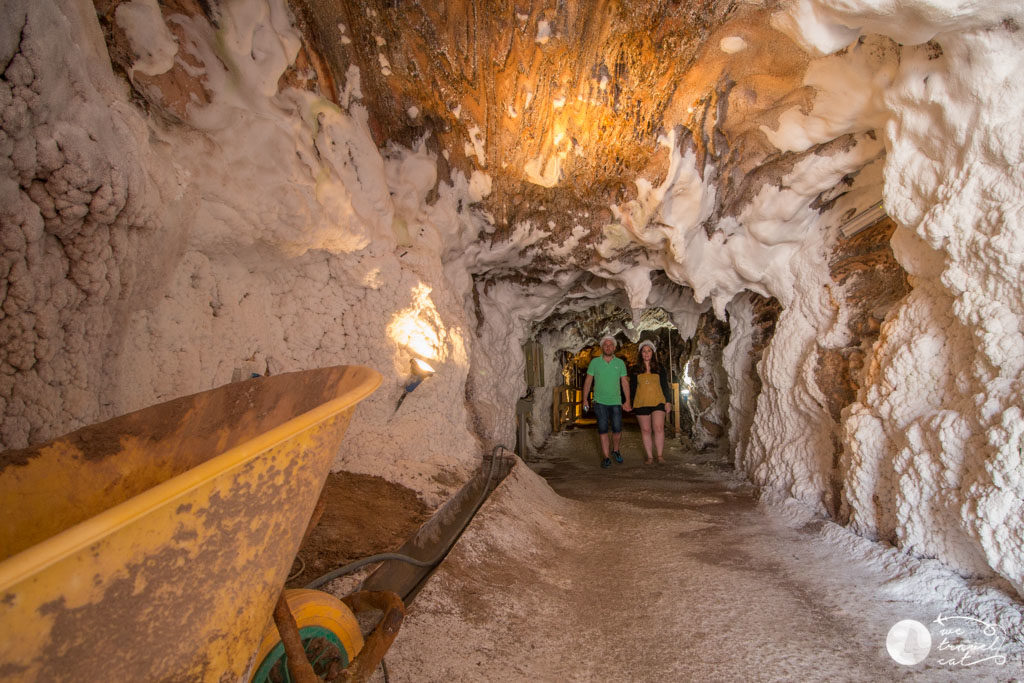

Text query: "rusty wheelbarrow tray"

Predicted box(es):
[0, 366, 380, 681]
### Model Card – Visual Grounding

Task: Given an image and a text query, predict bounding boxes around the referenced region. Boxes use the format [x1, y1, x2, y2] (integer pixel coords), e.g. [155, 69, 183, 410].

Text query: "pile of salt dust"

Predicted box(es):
[766, 498, 1024, 644]
[380, 457, 1022, 681]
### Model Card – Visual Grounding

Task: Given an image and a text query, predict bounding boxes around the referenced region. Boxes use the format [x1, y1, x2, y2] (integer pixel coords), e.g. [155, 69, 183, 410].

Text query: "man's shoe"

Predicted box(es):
[612, 450, 623, 464]
[601, 457, 612, 469]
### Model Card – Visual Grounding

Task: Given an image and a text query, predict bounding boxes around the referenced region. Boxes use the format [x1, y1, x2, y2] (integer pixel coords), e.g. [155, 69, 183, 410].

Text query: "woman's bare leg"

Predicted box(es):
[637, 414, 653, 462]
[653, 410, 666, 462]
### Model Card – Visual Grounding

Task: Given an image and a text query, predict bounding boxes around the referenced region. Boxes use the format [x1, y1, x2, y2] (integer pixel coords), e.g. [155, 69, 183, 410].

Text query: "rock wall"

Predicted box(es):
[524, 331, 563, 455]
[2, 0, 158, 449]
[742, 229, 838, 510]
[686, 310, 730, 451]
[736, 213, 910, 516]
[818, 217, 911, 517]
[841, 26, 1024, 591]
[0, 0, 491, 505]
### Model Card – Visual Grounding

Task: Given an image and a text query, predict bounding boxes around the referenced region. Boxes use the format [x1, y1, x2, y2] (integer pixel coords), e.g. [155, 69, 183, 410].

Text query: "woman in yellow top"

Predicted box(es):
[628, 340, 673, 464]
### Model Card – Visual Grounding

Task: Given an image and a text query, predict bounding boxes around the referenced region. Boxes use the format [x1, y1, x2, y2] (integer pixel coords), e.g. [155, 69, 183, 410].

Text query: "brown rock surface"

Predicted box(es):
[816, 216, 911, 518]
[747, 293, 783, 399]
[685, 309, 730, 450]
[817, 216, 910, 421]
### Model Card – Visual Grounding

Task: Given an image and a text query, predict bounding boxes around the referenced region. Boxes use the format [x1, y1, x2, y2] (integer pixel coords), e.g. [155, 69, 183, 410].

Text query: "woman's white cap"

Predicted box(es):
[599, 335, 617, 347]
[638, 339, 656, 352]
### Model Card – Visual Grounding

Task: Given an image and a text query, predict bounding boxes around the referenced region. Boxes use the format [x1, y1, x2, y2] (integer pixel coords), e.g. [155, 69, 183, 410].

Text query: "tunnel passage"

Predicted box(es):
[518, 305, 700, 448]
[513, 286, 783, 466]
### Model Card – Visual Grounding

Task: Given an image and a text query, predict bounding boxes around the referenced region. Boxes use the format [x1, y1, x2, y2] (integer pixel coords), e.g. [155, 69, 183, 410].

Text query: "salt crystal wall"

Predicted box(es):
[747, 0, 1024, 597]
[858, 7, 1024, 597]
[0, 0, 488, 506]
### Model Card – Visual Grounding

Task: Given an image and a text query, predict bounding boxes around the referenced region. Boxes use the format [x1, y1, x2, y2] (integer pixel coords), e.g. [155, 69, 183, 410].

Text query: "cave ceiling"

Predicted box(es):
[288, 0, 822, 265]
[288, 0, 882, 295]
[291, 0, 751, 216]
[533, 299, 681, 353]
[101, 0, 886, 318]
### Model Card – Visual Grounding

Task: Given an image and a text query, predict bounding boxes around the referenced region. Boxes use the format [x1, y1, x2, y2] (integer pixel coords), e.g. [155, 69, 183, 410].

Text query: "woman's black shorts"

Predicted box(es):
[631, 405, 665, 416]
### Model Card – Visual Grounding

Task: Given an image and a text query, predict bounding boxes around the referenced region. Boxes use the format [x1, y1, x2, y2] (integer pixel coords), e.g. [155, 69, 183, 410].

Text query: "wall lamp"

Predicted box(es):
[839, 202, 886, 238]
[393, 358, 436, 415]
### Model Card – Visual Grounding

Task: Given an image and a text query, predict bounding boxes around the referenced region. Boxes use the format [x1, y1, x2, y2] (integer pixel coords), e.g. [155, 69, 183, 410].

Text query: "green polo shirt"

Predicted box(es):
[587, 355, 627, 405]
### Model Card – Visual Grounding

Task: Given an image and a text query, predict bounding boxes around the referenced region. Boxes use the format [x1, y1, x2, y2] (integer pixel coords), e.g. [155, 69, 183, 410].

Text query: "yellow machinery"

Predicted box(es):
[0, 366, 386, 681]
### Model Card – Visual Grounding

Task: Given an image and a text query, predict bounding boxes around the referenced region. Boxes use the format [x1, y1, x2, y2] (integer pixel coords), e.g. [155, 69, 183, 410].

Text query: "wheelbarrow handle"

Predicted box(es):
[272, 592, 320, 683]
[332, 591, 406, 682]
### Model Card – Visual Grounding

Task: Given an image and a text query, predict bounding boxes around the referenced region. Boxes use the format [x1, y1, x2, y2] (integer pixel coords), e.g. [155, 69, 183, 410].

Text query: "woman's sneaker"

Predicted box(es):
[612, 450, 624, 464]
[601, 457, 612, 468]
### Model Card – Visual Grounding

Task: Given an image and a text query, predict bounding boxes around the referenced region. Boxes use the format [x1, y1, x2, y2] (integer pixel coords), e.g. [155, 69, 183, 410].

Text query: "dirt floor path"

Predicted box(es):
[381, 427, 1022, 681]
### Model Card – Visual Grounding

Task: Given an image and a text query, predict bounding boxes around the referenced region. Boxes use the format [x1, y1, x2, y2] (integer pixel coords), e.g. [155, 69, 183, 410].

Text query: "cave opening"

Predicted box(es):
[517, 297, 745, 468]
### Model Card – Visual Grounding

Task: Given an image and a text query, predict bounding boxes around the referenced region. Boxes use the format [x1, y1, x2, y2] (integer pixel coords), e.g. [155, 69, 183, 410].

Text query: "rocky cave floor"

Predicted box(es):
[306, 427, 1023, 681]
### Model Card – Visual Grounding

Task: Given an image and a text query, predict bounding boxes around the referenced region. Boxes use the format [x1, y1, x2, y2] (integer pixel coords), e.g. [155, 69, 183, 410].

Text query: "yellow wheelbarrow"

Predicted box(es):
[0, 365, 402, 681]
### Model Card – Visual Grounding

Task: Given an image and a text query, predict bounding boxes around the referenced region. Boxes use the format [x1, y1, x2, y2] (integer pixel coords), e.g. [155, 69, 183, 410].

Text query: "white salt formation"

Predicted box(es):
[0, 0, 485, 504]
[113, 0, 178, 77]
[1, 0, 1023, 621]
[768, 0, 1024, 600]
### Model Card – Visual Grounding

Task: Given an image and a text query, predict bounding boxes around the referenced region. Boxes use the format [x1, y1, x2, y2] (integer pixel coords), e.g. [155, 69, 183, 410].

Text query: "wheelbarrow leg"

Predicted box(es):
[333, 591, 405, 683]
[272, 591, 320, 683]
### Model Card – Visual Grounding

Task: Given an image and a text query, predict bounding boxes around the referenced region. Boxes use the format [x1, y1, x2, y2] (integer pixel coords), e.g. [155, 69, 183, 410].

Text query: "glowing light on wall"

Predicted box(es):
[680, 359, 693, 400]
[387, 284, 444, 362]
[682, 358, 694, 387]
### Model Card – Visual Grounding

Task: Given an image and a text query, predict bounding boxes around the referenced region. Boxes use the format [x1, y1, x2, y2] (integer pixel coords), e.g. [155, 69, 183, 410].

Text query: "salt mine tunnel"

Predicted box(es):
[1, 0, 1023, 679]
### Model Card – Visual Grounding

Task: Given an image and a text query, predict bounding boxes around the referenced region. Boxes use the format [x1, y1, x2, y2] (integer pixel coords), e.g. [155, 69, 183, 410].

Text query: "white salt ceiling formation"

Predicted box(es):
[1, 0, 1023, 610]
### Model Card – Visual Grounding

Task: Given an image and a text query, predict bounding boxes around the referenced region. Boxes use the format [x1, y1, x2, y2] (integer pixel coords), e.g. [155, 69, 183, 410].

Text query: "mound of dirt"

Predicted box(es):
[286, 470, 430, 589]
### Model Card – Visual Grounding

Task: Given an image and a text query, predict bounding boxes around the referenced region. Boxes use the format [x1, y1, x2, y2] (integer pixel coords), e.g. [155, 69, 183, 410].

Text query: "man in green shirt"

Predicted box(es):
[582, 335, 632, 468]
